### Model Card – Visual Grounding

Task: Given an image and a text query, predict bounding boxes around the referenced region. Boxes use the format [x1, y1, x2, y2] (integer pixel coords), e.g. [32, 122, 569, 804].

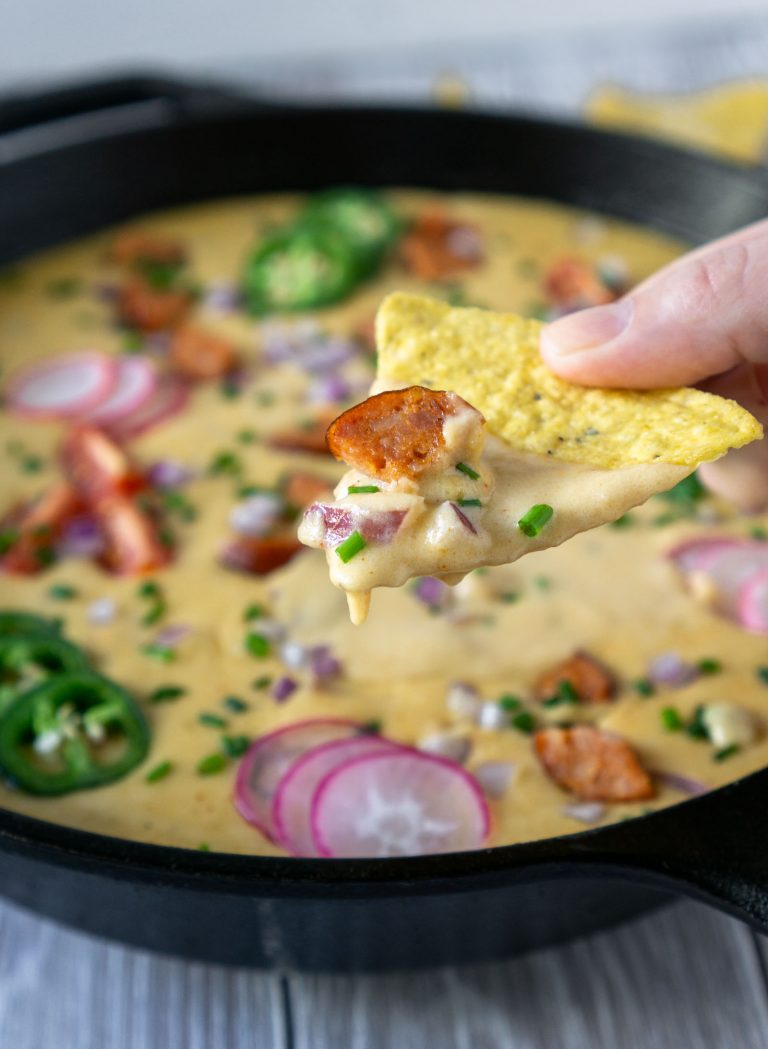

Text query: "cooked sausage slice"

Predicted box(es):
[94, 494, 172, 575]
[535, 650, 616, 704]
[534, 725, 655, 802]
[0, 483, 81, 575]
[169, 326, 238, 381]
[117, 276, 193, 332]
[327, 386, 478, 482]
[281, 472, 334, 508]
[219, 534, 303, 575]
[111, 230, 186, 268]
[61, 426, 143, 502]
[269, 413, 337, 456]
[544, 257, 617, 310]
[399, 210, 482, 281]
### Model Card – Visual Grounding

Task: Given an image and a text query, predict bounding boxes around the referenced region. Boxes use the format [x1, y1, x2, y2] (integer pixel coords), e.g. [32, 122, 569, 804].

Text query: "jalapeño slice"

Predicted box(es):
[0, 611, 62, 638]
[0, 671, 149, 795]
[244, 226, 360, 314]
[300, 188, 401, 274]
[0, 634, 89, 715]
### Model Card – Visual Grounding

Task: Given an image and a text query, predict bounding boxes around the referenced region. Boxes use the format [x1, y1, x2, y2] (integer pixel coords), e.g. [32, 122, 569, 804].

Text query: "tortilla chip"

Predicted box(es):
[375, 293, 761, 470]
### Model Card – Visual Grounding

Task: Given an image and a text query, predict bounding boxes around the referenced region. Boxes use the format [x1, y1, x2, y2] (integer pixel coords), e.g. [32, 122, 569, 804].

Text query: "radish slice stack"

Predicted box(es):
[234, 719, 491, 857]
[668, 536, 768, 634]
[4, 351, 187, 438]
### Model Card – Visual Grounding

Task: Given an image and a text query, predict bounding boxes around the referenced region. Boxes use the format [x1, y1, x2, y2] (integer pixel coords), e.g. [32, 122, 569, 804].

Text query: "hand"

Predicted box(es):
[540, 220, 768, 511]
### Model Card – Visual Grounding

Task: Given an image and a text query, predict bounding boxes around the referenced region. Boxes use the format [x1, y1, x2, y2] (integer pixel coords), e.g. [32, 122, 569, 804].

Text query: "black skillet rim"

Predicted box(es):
[1, 77, 768, 901]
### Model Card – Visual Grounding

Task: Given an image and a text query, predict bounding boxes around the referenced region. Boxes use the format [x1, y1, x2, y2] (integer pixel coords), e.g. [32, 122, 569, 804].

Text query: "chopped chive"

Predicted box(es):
[245, 632, 271, 658]
[223, 695, 248, 713]
[697, 658, 721, 675]
[207, 450, 243, 477]
[335, 530, 366, 564]
[633, 677, 655, 698]
[48, 584, 78, 601]
[0, 529, 19, 555]
[456, 462, 480, 480]
[714, 744, 740, 762]
[199, 713, 228, 729]
[243, 603, 266, 622]
[543, 680, 579, 707]
[610, 513, 635, 529]
[661, 707, 683, 732]
[500, 591, 520, 604]
[757, 666, 768, 686]
[148, 684, 186, 703]
[511, 710, 536, 734]
[21, 455, 43, 474]
[219, 378, 241, 400]
[348, 485, 380, 494]
[518, 504, 554, 538]
[146, 760, 173, 783]
[457, 498, 482, 508]
[686, 704, 710, 741]
[534, 575, 552, 591]
[498, 694, 522, 712]
[122, 331, 144, 354]
[657, 472, 706, 507]
[750, 526, 768, 542]
[237, 429, 257, 444]
[360, 719, 382, 735]
[252, 675, 272, 690]
[255, 390, 275, 407]
[141, 643, 176, 663]
[35, 546, 57, 568]
[198, 842, 211, 851]
[651, 511, 681, 528]
[197, 753, 228, 776]
[161, 490, 197, 523]
[221, 734, 251, 758]
[46, 276, 81, 299]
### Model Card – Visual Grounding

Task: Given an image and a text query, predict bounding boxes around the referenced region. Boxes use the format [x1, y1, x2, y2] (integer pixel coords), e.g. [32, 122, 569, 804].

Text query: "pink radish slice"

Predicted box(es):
[668, 536, 746, 575]
[273, 736, 404, 856]
[6, 352, 118, 419]
[702, 543, 768, 615]
[86, 355, 158, 424]
[739, 569, 768, 633]
[233, 719, 362, 840]
[311, 750, 490, 858]
[109, 374, 189, 440]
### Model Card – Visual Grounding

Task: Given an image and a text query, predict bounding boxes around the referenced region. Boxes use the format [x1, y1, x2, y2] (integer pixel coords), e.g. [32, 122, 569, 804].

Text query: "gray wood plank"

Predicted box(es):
[0, 899, 286, 1049]
[290, 901, 768, 1049]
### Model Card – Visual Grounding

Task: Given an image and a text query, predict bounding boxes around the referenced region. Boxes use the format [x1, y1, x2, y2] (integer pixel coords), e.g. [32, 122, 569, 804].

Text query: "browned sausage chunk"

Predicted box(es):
[399, 210, 482, 281]
[544, 257, 617, 311]
[219, 534, 303, 575]
[327, 386, 479, 482]
[117, 276, 193, 333]
[282, 471, 334, 508]
[535, 650, 617, 704]
[534, 725, 655, 802]
[269, 413, 337, 456]
[111, 230, 186, 268]
[170, 326, 238, 381]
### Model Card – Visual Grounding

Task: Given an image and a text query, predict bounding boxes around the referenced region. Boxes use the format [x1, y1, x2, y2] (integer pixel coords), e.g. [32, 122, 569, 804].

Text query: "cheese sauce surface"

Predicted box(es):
[1, 190, 765, 855]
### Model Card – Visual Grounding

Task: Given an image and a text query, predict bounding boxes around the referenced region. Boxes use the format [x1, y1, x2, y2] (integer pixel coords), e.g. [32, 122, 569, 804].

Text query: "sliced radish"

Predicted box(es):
[109, 374, 189, 440]
[273, 735, 403, 856]
[702, 543, 768, 615]
[233, 719, 362, 840]
[739, 569, 768, 633]
[311, 749, 490, 858]
[6, 352, 118, 420]
[87, 355, 158, 424]
[667, 536, 746, 575]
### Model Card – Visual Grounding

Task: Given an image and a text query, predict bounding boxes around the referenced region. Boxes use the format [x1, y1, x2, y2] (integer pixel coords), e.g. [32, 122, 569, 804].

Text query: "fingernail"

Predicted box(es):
[544, 299, 633, 356]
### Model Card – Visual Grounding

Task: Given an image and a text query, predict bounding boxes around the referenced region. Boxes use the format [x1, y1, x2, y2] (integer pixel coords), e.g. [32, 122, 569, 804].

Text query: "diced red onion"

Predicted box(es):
[562, 801, 606, 824]
[153, 623, 191, 649]
[143, 332, 172, 356]
[230, 494, 283, 537]
[450, 503, 478, 535]
[309, 645, 343, 683]
[474, 761, 515, 798]
[147, 459, 196, 489]
[306, 374, 351, 405]
[273, 676, 298, 703]
[307, 504, 407, 547]
[476, 702, 508, 730]
[654, 770, 709, 796]
[647, 651, 699, 688]
[418, 732, 472, 764]
[94, 281, 118, 302]
[413, 576, 451, 609]
[248, 618, 287, 643]
[87, 597, 117, 625]
[58, 516, 104, 558]
[445, 681, 480, 719]
[202, 281, 242, 313]
[280, 640, 309, 670]
[262, 324, 357, 373]
[445, 225, 483, 262]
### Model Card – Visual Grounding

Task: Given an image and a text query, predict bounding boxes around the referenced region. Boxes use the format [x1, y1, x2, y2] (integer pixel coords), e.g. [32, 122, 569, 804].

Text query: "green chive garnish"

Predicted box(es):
[750, 526, 768, 542]
[148, 684, 186, 703]
[162, 490, 197, 523]
[245, 632, 271, 658]
[456, 462, 480, 480]
[512, 711, 536, 734]
[221, 735, 251, 758]
[199, 713, 228, 729]
[543, 680, 579, 707]
[714, 744, 740, 762]
[661, 707, 683, 732]
[197, 753, 227, 776]
[0, 529, 19, 555]
[457, 498, 482, 507]
[141, 643, 176, 663]
[360, 719, 382, 735]
[501, 591, 520, 604]
[518, 504, 554, 538]
[137, 580, 167, 627]
[633, 678, 655, 698]
[223, 695, 248, 713]
[686, 705, 710, 741]
[498, 694, 522, 712]
[48, 584, 77, 601]
[198, 843, 211, 851]
[697, 658, 721, 675]
[335, 530, 366, 563]
[348, 485, 380, 494]
[208, 450, 243, 477]
[237, 429, 257, 444]
[146, 760, 173, 783]
[252, 675, 272, 690]
[243, 603, 266, 622]
[757, 666, 768, 686]
[610, 513, 635, 529]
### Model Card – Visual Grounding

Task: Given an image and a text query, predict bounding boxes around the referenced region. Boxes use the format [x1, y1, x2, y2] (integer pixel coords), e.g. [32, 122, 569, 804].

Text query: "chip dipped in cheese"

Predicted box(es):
[298, 293, 762, 623]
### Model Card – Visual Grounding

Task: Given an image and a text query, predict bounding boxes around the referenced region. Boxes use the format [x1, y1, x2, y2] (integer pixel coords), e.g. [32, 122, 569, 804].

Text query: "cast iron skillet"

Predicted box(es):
[0, 74, 767, 973]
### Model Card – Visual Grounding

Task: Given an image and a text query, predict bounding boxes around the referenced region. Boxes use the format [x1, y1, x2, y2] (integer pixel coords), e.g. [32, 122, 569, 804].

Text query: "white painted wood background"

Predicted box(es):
[3, 15, 768, 1047]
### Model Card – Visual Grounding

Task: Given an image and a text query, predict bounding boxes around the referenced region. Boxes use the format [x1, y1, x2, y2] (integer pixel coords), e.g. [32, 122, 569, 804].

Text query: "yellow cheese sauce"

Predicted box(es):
[1, 190, 766, 855]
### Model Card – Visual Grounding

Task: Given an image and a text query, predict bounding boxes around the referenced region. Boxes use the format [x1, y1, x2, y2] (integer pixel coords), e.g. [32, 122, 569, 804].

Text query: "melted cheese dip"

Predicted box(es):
[1, 190, 766, 855]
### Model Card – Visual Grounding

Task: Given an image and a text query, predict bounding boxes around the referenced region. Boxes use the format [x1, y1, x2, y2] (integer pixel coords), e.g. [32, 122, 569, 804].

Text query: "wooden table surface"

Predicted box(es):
[4, 15, 768, 1047]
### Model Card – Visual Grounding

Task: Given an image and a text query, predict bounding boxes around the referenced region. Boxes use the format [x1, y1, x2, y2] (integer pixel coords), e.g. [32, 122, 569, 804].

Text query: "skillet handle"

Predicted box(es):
[0, 72, 266, 159]
[578, 767, 768, 932]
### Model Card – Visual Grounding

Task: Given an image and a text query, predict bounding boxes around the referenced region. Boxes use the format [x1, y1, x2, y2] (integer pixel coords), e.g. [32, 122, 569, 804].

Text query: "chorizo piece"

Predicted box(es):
[534, 725, 655, 802]
[535, 650, 617, 704]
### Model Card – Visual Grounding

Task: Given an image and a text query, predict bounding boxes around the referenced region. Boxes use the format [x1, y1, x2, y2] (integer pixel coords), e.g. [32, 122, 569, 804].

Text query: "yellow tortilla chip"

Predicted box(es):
[376, 292, 762, 470]
[586, 81, 768, 163]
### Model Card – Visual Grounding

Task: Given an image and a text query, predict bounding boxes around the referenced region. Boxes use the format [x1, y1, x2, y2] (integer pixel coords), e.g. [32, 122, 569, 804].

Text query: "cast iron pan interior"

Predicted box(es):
[0, 74, 767, 970]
